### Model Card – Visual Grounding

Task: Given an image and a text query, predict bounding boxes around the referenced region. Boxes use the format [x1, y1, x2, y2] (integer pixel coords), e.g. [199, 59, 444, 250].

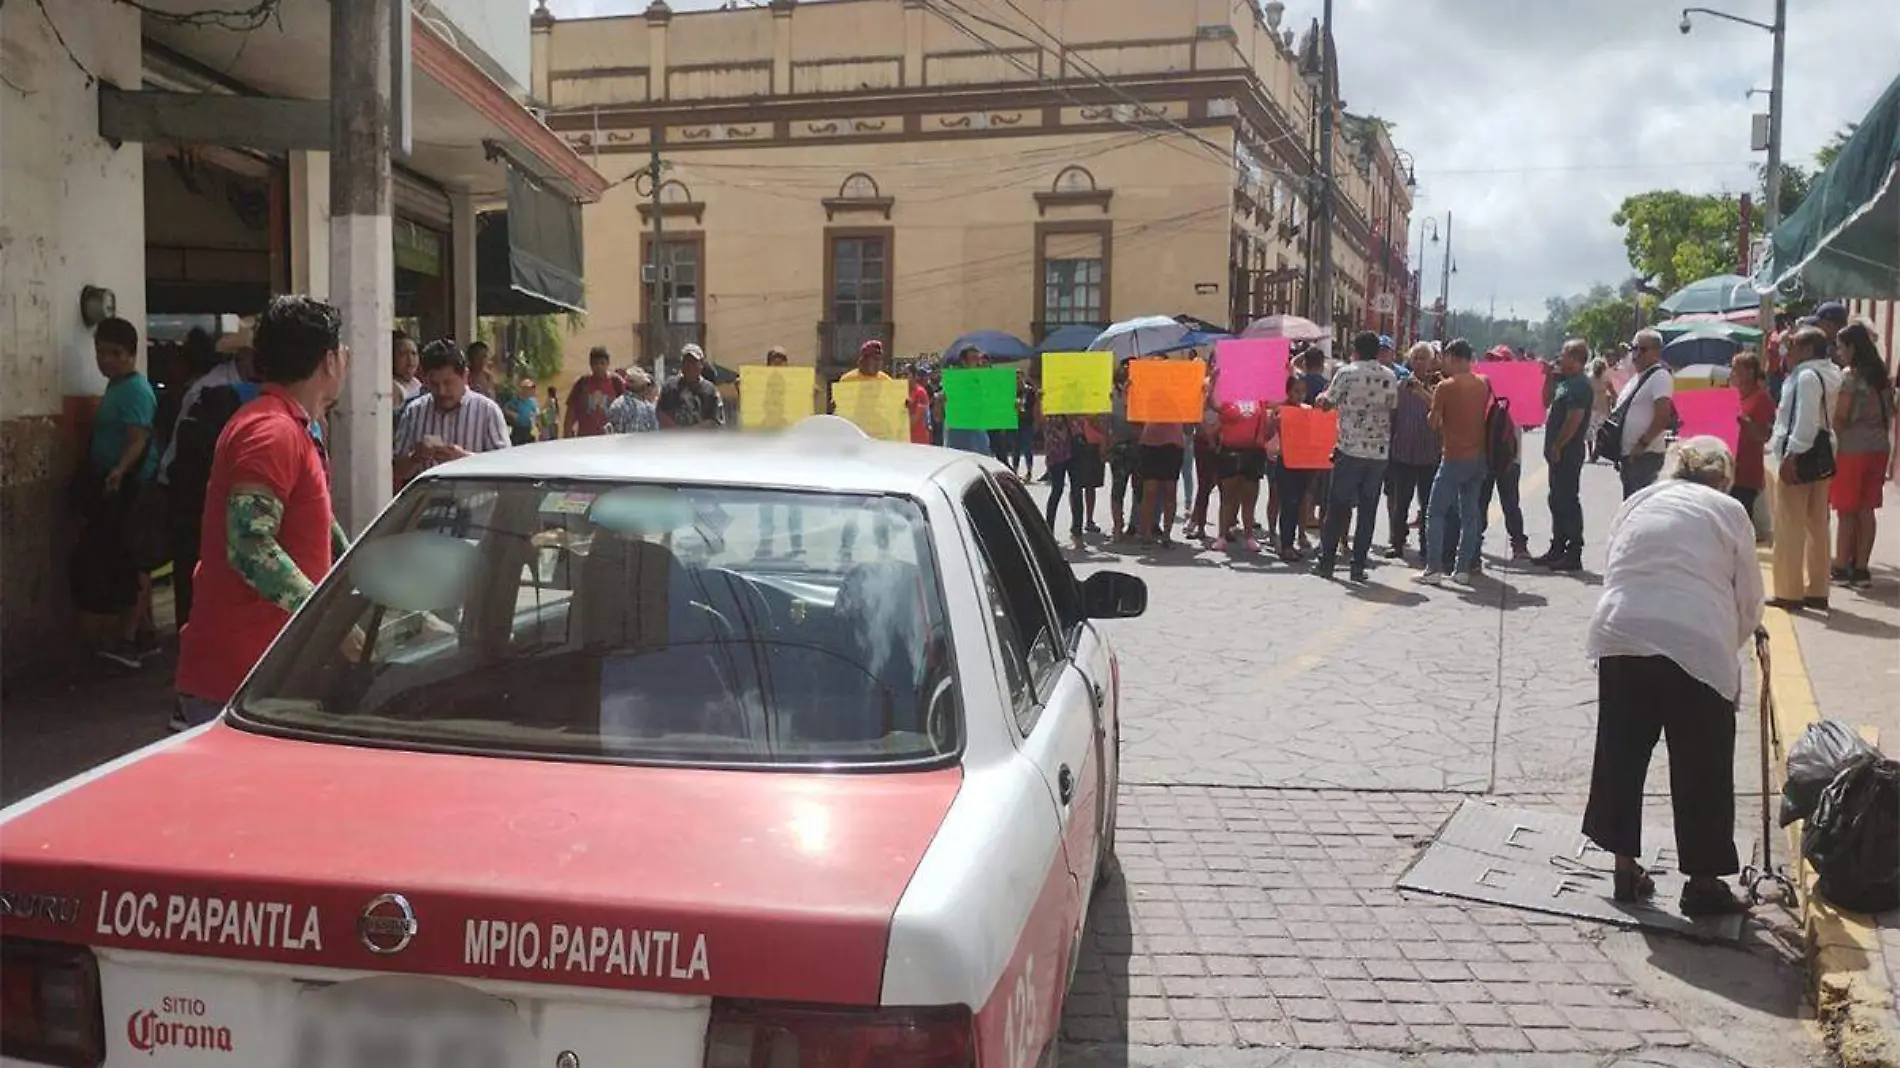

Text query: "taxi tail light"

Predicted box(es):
[703, 1000, 974, 1068]
[0, 938, 105, 1068]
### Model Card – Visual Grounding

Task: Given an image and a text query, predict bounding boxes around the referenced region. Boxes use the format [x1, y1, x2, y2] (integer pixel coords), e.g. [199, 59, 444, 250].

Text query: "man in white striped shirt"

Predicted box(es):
[394, 338, 510, 486]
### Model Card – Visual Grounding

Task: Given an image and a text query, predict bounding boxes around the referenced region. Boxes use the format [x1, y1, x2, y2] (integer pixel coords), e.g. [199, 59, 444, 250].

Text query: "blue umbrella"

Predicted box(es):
[1661, 329, 1744, 370]
[944, 329, 1034, 363]
[1153, 328, 1232, 355]
[1037, 324, 1102, 353]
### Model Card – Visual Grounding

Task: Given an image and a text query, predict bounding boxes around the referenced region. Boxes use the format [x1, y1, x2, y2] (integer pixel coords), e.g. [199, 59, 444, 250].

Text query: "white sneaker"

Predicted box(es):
[1417, 570, 1445, 586]
[1451, 570, 1474, 585]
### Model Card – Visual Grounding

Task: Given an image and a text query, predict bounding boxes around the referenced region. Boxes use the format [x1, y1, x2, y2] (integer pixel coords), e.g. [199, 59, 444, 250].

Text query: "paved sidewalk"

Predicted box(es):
[1762, 495, 1898, 1068]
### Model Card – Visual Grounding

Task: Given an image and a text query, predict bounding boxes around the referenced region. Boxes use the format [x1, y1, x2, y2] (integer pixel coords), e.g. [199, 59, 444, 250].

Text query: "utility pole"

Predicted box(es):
[329, 0, 395, 534]
[1312, 0, 1337, 349]
[645, 141, 667, 374]
[1760, 0, 1786, 332]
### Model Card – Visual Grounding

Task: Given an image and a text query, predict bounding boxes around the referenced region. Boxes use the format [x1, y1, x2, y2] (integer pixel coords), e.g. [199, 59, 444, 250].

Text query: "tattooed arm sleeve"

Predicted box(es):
[226, 487, 318, 613]
[331, 518, 350, 560]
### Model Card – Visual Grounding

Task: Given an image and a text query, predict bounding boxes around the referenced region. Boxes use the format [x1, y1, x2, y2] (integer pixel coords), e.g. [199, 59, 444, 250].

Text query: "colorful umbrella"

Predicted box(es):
[1655, 318, 1763, 345]
[1662, 328, 1745, 370]
[1238, 314, 1326, 342]
[1657, 274, 1758, 316]
[1089, 315, 1193, 359]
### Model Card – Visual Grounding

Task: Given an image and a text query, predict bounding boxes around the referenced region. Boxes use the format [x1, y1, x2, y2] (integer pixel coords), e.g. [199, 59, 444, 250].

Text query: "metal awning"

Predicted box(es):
[1757, 73, 1900, 299]
[478, 164, 586, 316]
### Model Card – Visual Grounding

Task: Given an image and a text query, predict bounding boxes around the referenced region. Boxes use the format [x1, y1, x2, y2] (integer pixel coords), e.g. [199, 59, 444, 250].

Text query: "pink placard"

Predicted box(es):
[1214, 338, 1290, 403]
[1672, 388, 1741, 455]
[1474, 362, 1548, 428]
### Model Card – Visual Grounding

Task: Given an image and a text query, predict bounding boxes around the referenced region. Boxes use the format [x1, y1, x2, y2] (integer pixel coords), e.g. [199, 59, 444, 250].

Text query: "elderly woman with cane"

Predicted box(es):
[1583, 435, 1763, 917]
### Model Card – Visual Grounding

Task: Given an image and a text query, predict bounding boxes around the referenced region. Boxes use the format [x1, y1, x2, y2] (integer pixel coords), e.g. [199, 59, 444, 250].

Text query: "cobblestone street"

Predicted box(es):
[1060, 444, 1825, 1067]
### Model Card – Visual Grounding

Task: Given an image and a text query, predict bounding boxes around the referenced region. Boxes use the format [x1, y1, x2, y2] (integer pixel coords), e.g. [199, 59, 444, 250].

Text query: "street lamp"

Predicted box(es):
[1413, 216, 1438, 343]
[1680, 2, 1786, 330]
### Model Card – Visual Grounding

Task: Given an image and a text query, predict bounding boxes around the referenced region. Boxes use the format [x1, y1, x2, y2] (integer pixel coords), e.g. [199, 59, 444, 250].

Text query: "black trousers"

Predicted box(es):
[1385, 461, 1434, 549]
[1583, 655, 1740, 877]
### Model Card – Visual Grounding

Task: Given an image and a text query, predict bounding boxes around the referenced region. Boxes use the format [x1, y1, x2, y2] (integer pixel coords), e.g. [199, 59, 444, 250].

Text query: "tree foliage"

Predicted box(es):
[1815, 124, 1858, 171]
[476, 314, 584, 386]
[1610, 190, 1751, 294]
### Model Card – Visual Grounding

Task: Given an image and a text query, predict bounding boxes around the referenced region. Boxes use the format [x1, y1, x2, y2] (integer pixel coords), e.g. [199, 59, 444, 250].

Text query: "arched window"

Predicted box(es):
[1034, 165, 1113, 216]
[839, 173, 881, 200]
[1052, 166, 1097, 194]
[823, 172, 894, 220]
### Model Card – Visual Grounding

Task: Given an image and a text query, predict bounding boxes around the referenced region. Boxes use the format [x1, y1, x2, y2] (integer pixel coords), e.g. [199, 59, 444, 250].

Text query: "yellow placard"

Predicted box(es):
[832, 378, 910, 442]
[1127, 359, 1206, 424]
[739, 365, 817, 430]
[1040, 352, 1114, 415]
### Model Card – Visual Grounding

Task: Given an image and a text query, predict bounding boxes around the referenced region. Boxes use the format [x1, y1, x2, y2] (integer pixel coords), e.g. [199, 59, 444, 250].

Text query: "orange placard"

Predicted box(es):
[1279, 405, 1338, 469]
[1126, 359, 1206, 424]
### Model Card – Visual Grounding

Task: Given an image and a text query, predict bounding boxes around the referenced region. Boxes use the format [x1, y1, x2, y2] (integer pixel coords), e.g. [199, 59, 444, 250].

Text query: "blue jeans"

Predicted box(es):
[1317, 454, 1387, 572]
[945, 428, 993, 455]
[1426, 458, 1488, 572]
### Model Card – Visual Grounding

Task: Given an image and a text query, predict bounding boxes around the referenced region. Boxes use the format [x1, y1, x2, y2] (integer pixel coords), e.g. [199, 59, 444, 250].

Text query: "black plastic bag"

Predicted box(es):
[1780, 720, 1878, 827]
[1801, 756, 1900, 915]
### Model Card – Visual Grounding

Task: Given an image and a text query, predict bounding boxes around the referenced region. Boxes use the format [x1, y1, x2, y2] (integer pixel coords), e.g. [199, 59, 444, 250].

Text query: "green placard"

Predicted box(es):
[942, 367, 1020, 430]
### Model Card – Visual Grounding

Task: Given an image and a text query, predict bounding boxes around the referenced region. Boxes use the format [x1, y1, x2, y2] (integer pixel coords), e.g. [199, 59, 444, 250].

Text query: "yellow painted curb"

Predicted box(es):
[1757, 571, 1899, 1068]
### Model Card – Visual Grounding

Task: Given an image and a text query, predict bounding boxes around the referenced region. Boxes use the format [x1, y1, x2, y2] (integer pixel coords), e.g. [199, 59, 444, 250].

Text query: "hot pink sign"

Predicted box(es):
[1214, 338, 1291, 403]
[1474, 362, 1548, 428]
[1671, 388, 1741, 454]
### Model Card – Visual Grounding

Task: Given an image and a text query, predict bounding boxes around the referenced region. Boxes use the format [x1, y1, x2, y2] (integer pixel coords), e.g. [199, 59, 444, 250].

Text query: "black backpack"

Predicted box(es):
[1484, 393, 1518, 473]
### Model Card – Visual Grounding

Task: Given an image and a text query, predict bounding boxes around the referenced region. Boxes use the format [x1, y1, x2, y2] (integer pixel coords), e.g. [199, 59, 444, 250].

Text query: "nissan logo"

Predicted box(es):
[357, 894, 417, 955]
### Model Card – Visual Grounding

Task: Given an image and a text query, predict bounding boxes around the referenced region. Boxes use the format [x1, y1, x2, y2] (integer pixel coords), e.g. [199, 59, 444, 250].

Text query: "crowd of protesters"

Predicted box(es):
[63, 295, 1892, 732]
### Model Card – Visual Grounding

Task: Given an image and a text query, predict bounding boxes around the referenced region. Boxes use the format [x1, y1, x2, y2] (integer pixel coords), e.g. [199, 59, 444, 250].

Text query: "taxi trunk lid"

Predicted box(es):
[0, 725, 962, 1004]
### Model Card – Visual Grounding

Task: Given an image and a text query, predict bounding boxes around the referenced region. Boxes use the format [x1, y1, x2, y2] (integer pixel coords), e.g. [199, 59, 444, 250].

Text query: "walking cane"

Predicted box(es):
[1742, 627, 1799, 906]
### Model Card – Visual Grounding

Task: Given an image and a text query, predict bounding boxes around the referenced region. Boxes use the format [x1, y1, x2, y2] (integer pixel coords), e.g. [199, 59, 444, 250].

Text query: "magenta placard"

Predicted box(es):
[1214, 338, 1290, 403]
[1474, 362, 1548, 428]
[1672, 388, 1741, 454]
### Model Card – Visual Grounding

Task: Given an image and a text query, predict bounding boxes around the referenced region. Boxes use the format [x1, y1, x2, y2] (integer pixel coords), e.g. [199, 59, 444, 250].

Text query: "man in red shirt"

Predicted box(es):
[1730, 350, 1776, 526]
[565, 347, 623, 437]
[173, 295, 350, 729]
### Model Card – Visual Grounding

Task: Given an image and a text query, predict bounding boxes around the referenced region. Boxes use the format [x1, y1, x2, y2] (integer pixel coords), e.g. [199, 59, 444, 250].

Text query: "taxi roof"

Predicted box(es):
[420, 417, 980, 497]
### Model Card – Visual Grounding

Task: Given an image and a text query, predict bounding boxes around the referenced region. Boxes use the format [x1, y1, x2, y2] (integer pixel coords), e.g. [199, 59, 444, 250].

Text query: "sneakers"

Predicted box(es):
[167, 699, 189, 733]
[1545, 553, 1583, 572]
[1348, 567, 1369, 584]
[1848, 568, 1874, 589]
[1830, 566, 1852, 586]
[1416, 570, 1446, 586]
[96, 642, 144, 670]
[1381, 545, 1406, 559]
[1510, 545, 1533, 563]
[1451, 570, 1475, 586]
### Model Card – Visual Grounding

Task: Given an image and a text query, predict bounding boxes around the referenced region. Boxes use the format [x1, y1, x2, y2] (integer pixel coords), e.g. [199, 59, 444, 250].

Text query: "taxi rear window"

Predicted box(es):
[233, 478, 960, 767]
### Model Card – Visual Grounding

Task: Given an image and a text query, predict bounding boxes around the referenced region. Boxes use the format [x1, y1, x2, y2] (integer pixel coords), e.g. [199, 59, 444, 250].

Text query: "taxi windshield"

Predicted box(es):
[233, 478, 959, 767]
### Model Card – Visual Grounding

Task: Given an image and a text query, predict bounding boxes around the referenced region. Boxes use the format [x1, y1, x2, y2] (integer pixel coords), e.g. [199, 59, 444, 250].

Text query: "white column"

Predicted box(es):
[329, 0, 395, 534]
[450, 188, 478, 346]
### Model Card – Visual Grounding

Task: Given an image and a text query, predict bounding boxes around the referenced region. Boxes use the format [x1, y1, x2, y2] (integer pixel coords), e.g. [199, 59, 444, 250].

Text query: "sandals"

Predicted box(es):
[1612, 865, 1656, 903]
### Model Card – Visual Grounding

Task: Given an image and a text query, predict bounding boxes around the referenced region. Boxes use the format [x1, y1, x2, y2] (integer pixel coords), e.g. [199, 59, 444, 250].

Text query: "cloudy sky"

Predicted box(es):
[543, 0, 1898, 322]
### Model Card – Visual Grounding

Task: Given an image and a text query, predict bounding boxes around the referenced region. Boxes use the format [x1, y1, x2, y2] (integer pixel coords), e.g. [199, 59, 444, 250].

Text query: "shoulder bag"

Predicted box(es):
[1593, 364, 1662, 465]
[1786, 367, 1836, 485]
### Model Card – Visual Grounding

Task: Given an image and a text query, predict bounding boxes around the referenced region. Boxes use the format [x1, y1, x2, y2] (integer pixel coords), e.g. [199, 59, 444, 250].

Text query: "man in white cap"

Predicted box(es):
[658, 343, 725, 429]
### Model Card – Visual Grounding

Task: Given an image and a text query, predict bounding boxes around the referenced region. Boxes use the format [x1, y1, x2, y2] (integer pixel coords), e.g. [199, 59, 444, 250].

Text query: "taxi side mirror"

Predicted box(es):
[1082, 570, 1147, 619]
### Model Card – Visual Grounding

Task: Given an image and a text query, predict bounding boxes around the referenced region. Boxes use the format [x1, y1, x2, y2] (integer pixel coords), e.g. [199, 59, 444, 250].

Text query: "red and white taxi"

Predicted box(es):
[0, 417, 1146, 1068]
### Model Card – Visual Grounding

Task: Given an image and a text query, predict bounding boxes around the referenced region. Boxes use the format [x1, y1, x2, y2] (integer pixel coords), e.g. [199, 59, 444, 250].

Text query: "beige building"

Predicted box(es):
[533, 0, 1413, 380]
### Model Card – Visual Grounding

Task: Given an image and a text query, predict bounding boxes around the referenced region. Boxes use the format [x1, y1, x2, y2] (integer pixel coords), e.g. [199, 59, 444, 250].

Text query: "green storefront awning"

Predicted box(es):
[1757, 73, 1900, 299]
[477, 164, 586, 316]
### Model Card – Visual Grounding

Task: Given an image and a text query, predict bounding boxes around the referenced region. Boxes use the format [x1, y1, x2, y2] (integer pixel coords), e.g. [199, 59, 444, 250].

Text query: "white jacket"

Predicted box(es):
[1587, 480, 1763, 700]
